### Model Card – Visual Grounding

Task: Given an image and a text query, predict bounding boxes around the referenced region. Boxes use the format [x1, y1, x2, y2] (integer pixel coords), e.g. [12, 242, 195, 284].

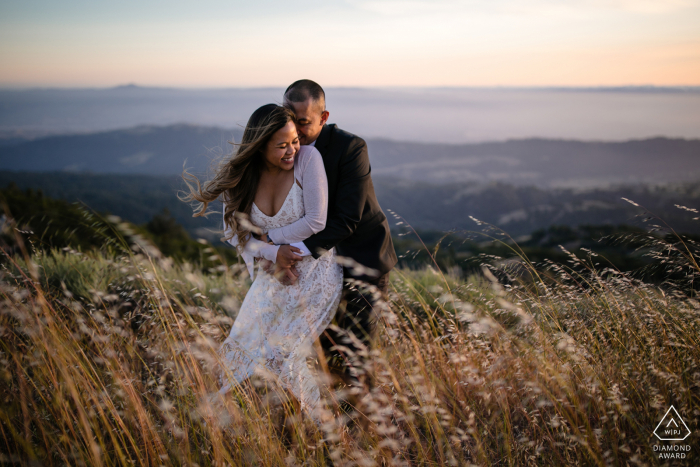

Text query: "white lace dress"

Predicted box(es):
[218, 180, 343, 421]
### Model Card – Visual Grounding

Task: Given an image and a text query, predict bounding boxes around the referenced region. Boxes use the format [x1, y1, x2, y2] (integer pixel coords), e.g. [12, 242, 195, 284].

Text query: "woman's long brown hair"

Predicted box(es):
[181, 104, 296, 250]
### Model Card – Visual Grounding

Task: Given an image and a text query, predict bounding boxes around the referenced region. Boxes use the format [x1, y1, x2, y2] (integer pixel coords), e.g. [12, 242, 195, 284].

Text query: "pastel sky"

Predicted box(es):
[1, 0, 699, 87]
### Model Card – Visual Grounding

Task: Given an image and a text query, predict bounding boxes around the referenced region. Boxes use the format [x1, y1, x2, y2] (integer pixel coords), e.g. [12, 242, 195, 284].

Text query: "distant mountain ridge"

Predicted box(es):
[0, 124, 698, 188]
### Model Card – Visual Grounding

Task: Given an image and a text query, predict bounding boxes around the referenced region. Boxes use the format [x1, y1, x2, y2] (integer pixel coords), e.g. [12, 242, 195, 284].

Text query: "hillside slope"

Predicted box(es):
[2, 171, 699, 238]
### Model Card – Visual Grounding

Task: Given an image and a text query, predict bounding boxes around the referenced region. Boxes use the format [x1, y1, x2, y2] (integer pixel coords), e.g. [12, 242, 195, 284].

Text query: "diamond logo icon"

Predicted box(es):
[654, 406, 691, 441]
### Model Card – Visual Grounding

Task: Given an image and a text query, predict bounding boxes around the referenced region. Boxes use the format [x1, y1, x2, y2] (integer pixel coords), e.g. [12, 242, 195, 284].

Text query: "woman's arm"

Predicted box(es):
[267, 147, 328, 244]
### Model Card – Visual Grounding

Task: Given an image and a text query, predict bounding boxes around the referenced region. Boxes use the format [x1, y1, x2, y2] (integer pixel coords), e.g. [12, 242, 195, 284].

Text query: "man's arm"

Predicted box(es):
[303, 137, 371, 258]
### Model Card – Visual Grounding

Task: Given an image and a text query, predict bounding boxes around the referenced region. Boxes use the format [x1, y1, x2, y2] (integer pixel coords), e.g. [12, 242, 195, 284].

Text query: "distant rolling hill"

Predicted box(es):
[0, 125, 242, 176]
[1, 125, 699, 238]
[0, 125, 699, 188]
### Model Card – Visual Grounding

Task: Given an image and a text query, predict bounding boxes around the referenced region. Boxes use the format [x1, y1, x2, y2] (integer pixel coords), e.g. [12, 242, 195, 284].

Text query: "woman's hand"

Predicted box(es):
[276, 245, 303, 268]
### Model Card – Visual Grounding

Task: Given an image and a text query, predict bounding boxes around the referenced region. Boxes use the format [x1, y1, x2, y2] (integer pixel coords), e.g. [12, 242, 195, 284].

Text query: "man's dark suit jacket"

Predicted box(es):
[304, 124, 397, 279]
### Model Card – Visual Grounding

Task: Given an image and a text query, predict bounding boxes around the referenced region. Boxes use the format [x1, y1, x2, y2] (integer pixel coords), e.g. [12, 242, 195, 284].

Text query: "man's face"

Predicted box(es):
[285, 97, 329, 146]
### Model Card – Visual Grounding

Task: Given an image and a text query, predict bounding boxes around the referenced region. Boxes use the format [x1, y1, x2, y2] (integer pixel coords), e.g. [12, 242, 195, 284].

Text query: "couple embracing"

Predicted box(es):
[185, 80, 397, 423]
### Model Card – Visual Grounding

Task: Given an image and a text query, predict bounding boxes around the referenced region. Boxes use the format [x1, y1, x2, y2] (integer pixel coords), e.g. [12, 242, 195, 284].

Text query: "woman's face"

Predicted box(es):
[263, 120, 299, 171]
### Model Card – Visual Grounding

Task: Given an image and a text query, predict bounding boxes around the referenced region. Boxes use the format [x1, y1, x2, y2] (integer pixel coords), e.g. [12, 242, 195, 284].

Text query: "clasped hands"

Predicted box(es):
[255, 233, 303, 286]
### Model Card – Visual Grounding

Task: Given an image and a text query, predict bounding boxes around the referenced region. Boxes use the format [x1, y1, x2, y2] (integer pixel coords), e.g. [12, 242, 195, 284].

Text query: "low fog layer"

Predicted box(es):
[1, 86, 699, 143]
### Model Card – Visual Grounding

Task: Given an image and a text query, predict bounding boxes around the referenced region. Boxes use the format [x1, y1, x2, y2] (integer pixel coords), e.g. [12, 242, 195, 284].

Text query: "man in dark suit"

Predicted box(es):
[277, 79, 398, 389]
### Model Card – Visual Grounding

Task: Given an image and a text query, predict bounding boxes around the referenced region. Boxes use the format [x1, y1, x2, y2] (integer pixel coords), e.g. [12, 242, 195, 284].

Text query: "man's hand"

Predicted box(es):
[276, 245, 303, 268]
[275, 264, 299, 286]
[260, 258, 299, 286]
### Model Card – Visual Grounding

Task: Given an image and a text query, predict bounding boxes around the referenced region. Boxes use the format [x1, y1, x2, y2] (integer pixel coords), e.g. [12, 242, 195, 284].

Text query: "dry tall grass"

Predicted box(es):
[1, 223, 699, 466]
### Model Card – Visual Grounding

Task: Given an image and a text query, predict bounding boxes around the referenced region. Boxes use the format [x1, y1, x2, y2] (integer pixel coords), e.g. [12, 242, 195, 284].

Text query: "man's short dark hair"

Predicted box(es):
[284, 79, 325, 109]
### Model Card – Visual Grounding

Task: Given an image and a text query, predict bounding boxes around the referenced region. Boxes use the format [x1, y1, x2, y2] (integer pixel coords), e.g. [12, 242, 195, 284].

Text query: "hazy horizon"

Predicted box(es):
[2, 84, 700, 91]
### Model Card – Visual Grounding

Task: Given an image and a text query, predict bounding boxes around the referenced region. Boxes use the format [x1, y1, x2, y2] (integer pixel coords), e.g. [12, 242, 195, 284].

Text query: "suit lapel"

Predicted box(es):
[313, 124, 336, 196]
[314, 124, 332, 158]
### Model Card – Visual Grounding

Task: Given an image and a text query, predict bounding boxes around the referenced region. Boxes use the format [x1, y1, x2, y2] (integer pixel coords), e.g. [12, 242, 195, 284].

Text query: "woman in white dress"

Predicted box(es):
[183, 104, 342, 423]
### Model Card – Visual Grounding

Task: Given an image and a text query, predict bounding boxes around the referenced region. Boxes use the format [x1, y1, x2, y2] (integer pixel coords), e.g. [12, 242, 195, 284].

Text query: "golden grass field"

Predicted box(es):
[1, 218, 699, 466]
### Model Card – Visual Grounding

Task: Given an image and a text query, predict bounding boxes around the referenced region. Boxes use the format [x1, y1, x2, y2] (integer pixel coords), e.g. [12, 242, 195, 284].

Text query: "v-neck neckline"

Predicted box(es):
[253, 162, 298, 218]
[252, 182, 297, 219]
